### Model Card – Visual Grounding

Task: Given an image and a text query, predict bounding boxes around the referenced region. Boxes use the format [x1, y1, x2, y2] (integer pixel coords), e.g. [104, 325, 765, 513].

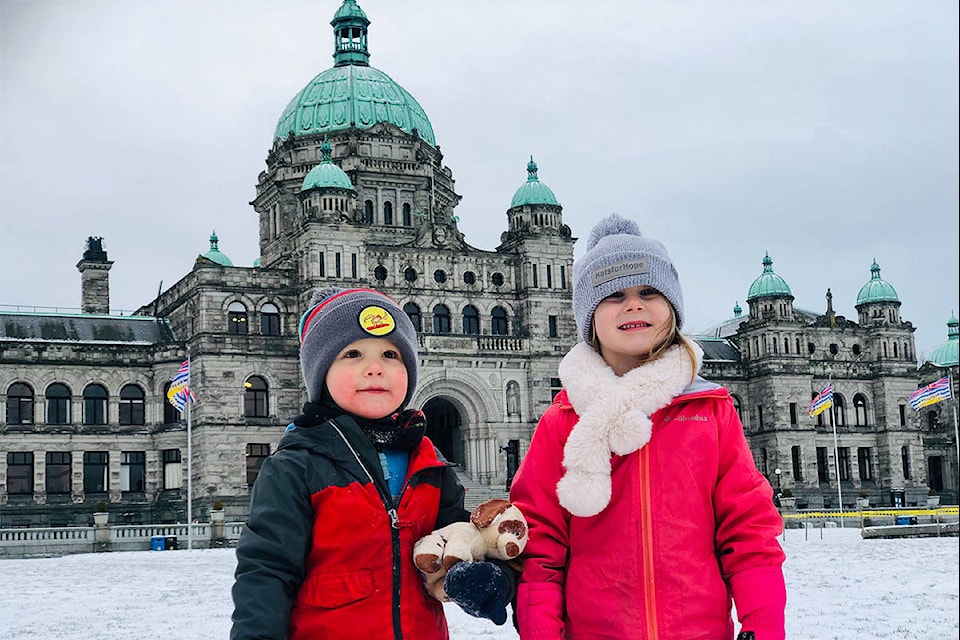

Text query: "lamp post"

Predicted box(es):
[774, 468, 782, 506]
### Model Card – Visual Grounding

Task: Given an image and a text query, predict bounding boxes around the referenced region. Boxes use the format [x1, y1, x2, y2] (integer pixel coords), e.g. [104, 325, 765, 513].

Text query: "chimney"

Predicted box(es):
[76, 237, 113, 314]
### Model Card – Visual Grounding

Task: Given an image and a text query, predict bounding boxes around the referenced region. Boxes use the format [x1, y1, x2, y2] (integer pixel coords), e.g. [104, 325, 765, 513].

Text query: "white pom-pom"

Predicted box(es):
[586, 214, 642, 251]
[607, 410, 652, 456]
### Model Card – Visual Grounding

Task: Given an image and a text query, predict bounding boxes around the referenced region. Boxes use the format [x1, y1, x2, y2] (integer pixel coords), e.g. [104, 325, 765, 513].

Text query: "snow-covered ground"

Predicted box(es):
[0, 527, 956, 639]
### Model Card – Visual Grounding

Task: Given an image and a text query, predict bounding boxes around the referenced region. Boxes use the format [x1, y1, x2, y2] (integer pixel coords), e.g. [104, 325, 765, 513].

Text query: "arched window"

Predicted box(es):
[404, 303, 422, 332]
[853, 394, 868, 427]
[364, 200, 374, 224]
[402, 203, 412, 226]
[244, 376, 269, 418]
[119, 384, 145, 425]
[433, 305, 451, 334]
[731, 394, 743, 423]
[491, 306, 508, 336]
[462, 305, 479, 335]
[6, 382, 34, 425]
[383, 201, 393, 226]
[46, 383, 71, 425]
[832, 394, 846, 427]
[260, 302, 281, 336]
[162, 382, 180, 424]
[228, 302, 248, 335]
[83, 384, 108, 425]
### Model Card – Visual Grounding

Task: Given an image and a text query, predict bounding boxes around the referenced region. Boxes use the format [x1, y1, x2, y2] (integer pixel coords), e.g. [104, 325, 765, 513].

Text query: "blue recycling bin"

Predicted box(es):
[895, 516, 916, 526]
[151, 535, 166, 551]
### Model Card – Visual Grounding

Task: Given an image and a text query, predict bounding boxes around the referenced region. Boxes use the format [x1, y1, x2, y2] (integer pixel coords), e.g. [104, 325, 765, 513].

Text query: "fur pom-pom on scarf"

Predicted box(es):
[556, 341, 703, 517]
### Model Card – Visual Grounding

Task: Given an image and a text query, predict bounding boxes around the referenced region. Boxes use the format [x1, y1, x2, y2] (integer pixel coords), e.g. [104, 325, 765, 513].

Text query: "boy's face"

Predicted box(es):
[593, 286, 673, 375]
[325, 337, 409, 419]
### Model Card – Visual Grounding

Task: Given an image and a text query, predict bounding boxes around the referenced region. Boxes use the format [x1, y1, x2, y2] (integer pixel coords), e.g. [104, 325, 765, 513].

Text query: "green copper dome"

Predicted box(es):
[274, 1, 436, 146]
[510, 156, 559, 207]
[746, 253, 792, 301]
[928, 312, 959, 367]
[202, 231, 233, 266]
[302, 138, 355, 192]
[856, 260, 899, 305]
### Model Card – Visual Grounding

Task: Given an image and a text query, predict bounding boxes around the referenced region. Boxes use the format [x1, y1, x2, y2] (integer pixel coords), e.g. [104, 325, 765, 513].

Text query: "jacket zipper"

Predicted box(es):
[329, 422, 404, 640]
[639, 446, 658, 640]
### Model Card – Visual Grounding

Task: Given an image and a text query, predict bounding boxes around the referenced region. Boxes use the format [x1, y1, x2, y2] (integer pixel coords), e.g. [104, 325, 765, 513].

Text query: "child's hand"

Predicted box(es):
[443, 561, 513, 626]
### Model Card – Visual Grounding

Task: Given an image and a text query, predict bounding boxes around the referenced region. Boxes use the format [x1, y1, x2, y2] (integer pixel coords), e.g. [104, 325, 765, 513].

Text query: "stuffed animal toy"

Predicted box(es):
[413, 498, 528, 602]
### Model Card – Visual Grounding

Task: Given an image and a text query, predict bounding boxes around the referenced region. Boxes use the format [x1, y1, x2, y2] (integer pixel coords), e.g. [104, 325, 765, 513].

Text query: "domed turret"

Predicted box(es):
[273, 0, 436, 145]
[856, 260, 899, 305]
[928, 313, 959, 367]
[301, 138, 355, 193]
[746, 253, 792, 301]
[510, 156, 559, 207]
[201, 231, 233, 266]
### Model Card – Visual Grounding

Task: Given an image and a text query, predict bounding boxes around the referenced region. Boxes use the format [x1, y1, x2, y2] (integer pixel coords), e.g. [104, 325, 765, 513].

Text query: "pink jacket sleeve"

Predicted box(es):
[712, 397, 787, 640]
[509, 402, 573, 639]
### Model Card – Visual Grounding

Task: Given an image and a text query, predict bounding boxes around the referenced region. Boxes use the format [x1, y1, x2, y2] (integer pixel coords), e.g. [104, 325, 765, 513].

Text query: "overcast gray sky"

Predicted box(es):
[2, 0, 958, 361]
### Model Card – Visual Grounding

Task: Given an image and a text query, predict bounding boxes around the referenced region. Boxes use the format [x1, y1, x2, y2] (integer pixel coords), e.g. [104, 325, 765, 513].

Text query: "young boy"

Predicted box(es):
[231, 287, 511, 640]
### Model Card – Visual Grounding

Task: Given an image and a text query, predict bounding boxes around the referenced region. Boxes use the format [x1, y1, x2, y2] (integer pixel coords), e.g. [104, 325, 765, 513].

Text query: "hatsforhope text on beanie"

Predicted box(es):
[298, 287, 419, 407]
[572, 214, 683, 343]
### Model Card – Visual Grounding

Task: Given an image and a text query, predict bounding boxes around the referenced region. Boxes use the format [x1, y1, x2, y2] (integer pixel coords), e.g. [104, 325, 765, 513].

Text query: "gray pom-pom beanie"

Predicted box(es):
[572, 214, 683, 343]
[298, 287, 419, 407]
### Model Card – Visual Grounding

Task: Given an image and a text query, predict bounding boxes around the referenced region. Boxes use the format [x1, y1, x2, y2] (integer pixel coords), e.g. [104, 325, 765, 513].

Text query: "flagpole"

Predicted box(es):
[831, 399, 844, 525]
[187, 395, 193, 551]
[952, 375, 959, 493]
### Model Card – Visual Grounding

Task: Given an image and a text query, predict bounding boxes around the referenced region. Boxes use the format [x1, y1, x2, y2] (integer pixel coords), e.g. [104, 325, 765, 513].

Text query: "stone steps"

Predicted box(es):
[451, 466, 509, 512]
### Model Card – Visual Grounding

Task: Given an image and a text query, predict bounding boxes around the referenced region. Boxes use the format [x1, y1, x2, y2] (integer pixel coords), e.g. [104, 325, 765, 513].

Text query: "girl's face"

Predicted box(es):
[325, 338, 408, 419]
[592, 286, 674, 375]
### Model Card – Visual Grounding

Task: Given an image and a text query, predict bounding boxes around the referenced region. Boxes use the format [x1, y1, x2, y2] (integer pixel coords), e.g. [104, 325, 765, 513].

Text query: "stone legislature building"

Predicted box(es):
[1, 0, 957, 528]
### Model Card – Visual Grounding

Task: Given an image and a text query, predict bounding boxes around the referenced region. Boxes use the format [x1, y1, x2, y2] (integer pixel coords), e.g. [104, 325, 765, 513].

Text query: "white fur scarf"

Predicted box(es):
[556, 341, 703, 517]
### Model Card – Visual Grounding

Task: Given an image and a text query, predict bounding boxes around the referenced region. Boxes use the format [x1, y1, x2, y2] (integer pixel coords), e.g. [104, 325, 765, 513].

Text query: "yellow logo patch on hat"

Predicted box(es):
[359, 305, 396, 336]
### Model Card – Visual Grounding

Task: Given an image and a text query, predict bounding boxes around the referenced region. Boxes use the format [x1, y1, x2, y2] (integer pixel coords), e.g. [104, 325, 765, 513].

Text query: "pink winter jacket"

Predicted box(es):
[510, 380, 786, 639]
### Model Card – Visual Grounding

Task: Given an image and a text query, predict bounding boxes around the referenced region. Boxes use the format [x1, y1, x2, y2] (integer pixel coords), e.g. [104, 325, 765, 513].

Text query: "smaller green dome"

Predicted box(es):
[856, 259, 899, 305]
[746, 253, 792, 301]
[928, 312, 959, 367]
[510, 156, 559, 207]
[202, 231, 233, 266]
[301, 138, 355, 192]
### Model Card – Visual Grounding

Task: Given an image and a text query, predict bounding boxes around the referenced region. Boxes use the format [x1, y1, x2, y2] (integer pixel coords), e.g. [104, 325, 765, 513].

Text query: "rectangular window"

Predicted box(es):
[899, 404, 906, 427]
[46, 397, 70, 425]
[550, 377, 562, 401]
[163, 449, 182, 490]
[318, 251, 325, 277]
[120, 451, 146, 492]
[351, 253, 357, 278]
[857, 447, 872, 481]
[560, 265, 567, 289]
[789, 403, 798, 425]
[791, 446, 802, 481]
[261, 314, 280, 336]
[837, 447, 851, 481]
[756, 405, 764, 430]
[83, 451, 108, 494]
[335, 253, 342, 278]
[548, 315, 558, 338]
[45, 451, 71, 494]
[816, 447, 829, 483]
[531, 263, 538, 288]
[246, 443, 271, 487]
[6, 452, 34, 495]
[546, 265, 552, 289]
[901, 445, 911, 480]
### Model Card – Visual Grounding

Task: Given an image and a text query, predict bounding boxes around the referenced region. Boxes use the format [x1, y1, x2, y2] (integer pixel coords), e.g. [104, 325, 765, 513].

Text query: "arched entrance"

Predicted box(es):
[423, 397, 465, 466]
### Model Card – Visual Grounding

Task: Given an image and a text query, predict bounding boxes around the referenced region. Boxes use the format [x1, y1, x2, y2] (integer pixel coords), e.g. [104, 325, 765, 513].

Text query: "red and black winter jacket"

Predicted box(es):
[231, 415, 468, 640]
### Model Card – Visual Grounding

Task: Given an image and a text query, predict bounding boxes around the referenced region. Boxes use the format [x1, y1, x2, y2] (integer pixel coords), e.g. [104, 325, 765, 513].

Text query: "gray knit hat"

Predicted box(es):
[298, 287, 419, 407]
[573, 214, 683, 343]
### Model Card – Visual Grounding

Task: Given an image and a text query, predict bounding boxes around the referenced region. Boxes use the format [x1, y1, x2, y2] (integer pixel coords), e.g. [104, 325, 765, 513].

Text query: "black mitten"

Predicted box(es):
[443, 561, 513, 626]
[736, 632, 755, 640]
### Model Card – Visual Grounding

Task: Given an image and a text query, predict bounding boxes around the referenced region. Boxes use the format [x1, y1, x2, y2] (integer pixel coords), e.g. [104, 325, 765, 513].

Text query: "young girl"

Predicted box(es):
[509, 215, 786, 640]
[231, 287, 510, 640]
